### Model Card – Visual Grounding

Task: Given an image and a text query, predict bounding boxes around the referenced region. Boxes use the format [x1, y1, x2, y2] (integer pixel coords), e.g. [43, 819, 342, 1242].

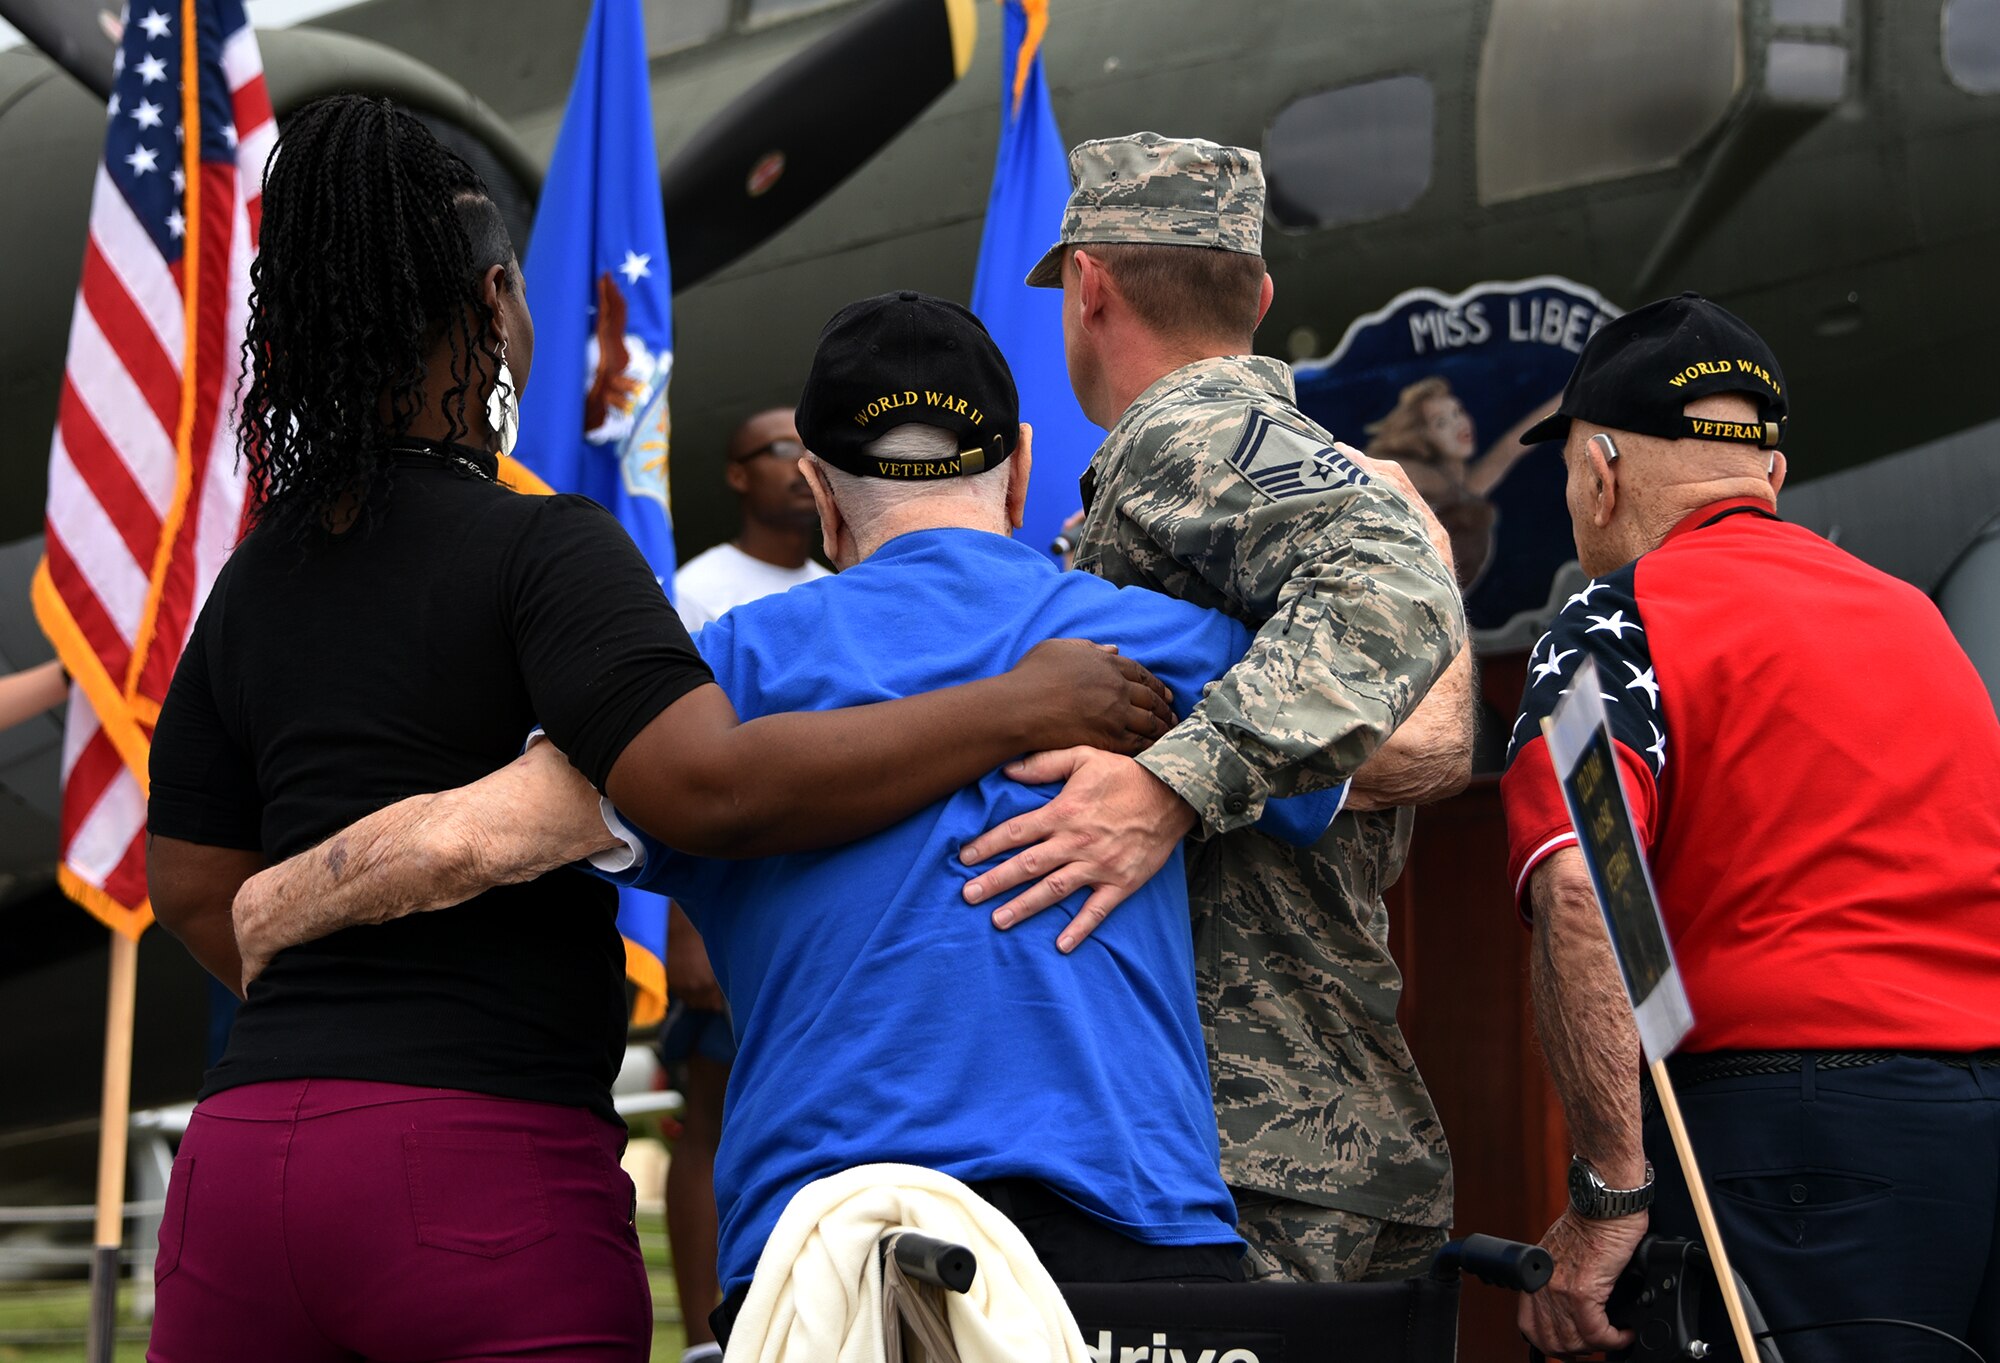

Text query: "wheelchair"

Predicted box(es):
[876, 1229, 1553, 1363]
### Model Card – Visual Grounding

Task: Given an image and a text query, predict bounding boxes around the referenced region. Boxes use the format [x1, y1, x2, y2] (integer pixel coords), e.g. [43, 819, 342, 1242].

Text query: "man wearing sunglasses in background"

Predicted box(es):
[675, 409, 830, 629]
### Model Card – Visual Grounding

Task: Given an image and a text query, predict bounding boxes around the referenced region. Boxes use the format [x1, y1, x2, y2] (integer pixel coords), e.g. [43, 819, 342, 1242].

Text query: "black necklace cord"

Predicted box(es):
[383, 438, 497, 483]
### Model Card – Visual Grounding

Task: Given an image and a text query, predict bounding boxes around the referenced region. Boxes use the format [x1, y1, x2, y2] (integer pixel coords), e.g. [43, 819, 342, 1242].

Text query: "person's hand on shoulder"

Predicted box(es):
[957, 747, 1196, 953]
[1342, 442, 1457, 563]
[1345, 442, 1424, 504]
[1006, 640, 1175, 758]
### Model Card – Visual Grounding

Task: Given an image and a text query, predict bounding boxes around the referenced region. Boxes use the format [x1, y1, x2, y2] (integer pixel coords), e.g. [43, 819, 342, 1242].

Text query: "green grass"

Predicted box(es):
[0, 1210, 688, 1363]
[0, 1281, 149, 1363]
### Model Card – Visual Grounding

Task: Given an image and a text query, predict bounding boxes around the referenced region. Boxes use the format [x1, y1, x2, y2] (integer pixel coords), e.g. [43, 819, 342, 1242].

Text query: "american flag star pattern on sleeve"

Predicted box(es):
[1499, 558, 1667, 913]
[29, 0, 272, 936]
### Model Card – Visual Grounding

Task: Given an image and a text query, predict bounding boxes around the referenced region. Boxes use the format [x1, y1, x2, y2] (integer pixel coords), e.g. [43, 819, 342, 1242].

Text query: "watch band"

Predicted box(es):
[1568, 1156, 1656, 1219]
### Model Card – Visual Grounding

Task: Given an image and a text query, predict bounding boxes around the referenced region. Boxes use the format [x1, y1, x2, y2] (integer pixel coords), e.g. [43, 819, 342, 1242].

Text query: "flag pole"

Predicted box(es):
[1648, 1058, 1760, 1362]
[87, 931, 140, 1363]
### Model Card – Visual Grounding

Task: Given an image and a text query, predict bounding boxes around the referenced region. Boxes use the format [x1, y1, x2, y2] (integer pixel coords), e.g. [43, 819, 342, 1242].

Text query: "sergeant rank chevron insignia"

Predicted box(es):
[1227, 409, 1368, 499]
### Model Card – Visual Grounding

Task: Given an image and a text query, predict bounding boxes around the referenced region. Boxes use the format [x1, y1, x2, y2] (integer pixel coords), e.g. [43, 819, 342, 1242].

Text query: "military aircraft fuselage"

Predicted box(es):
[4, 0, 1998, 552]
[644, 0, 2000, 546]
[1, 0, 1997, 1120]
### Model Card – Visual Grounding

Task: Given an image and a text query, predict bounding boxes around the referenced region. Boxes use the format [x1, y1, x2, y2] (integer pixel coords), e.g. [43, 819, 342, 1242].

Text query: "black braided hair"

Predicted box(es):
[239, 94, 518, 542]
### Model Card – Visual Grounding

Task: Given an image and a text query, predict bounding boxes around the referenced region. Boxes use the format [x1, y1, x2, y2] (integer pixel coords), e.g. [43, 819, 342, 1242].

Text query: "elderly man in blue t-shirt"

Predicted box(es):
[231, 291, 1383, 1339]
[618, 294, 1354, 1320]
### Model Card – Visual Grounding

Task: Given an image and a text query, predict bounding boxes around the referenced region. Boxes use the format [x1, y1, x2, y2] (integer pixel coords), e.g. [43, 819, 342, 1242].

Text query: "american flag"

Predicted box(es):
[30, 0, 273, 937]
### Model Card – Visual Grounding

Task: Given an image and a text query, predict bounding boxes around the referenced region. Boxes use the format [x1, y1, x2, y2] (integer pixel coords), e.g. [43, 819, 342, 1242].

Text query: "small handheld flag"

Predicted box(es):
[1542, 657, 1693, 1062]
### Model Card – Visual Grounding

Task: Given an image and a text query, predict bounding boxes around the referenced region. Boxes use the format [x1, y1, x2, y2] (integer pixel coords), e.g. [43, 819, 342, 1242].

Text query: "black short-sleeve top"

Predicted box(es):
[149, 452, 712, 1121]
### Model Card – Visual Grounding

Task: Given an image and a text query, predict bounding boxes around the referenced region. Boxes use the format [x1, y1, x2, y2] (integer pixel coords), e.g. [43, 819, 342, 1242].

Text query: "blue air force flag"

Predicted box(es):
[518, 0, 677, 583]
[518, 0, 676, 1021]
[970, 0, 1099, 561]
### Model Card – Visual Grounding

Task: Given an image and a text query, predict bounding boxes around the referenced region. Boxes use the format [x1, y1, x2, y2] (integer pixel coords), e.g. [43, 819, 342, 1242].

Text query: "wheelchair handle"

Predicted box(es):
[882, 1231, 978, 1294]
[1430, 1234, 1554, 1293]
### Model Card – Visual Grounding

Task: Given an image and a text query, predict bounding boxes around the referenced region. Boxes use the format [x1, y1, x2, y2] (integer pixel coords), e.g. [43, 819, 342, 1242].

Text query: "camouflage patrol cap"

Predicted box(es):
[1023, 132, 1265, 289]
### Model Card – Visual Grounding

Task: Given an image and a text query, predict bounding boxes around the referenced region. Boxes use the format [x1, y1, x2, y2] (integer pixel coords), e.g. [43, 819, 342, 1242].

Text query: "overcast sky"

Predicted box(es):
[0, 1, 366, 52]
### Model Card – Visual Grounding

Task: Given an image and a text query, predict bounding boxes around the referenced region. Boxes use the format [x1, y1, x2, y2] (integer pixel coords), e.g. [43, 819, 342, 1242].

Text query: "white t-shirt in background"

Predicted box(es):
[674, 542, 831, 632]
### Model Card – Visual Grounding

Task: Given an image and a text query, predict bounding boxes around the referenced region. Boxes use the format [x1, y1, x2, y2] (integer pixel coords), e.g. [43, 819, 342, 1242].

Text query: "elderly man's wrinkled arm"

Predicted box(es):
[1343, 643, 1474, 810]
[1344, 446, 1474, 809]
[1520, 848, 1648, 1356]
[231, 640, 1176, 981]
[231, 741, 613, 991]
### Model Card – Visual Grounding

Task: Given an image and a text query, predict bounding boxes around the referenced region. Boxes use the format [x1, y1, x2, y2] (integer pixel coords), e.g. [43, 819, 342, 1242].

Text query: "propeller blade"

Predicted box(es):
[0, 0, 118, 98]
[660, 0, 976, 293]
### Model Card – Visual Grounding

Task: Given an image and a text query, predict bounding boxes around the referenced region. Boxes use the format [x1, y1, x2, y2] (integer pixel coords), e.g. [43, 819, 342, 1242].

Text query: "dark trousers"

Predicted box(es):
[712, 1176, 1246, 1346]
[1644, 1053, 2000, 1362]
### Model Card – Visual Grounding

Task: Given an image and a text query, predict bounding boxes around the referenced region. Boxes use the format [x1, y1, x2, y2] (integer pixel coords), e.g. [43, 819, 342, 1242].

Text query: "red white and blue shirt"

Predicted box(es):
[1502, 498, 2000, 1052]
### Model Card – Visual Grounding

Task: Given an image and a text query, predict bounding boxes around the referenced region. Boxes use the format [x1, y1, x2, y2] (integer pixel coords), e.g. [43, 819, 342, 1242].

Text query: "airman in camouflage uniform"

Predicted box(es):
[1028, 133, 1464, 1279]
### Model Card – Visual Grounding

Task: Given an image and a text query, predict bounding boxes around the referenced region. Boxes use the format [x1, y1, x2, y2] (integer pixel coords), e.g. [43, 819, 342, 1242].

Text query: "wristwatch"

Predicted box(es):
[1567, 1156, 1656, 1219]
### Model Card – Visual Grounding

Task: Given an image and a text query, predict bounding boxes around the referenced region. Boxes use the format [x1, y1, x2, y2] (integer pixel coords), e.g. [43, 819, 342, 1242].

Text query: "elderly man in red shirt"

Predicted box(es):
[1501, 294, 2000, 1362]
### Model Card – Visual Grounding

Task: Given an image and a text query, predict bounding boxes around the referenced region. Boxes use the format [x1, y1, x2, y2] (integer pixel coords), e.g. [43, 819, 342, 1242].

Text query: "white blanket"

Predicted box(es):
[724, 1163, 1090, 1363]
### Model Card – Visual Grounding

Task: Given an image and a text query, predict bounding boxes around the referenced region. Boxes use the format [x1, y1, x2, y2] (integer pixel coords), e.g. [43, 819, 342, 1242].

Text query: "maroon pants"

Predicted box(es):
[148, 1079, 651, 1363]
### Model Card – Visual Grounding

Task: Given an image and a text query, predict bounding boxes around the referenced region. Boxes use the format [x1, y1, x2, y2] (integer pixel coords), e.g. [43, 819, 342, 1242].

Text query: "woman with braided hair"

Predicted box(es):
[144, 95, 1171, 1360]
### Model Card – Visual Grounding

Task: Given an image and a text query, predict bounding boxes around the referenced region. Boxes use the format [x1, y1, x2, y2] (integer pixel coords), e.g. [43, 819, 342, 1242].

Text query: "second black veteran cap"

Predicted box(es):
[796, 291, 1021, 480]
[1521, 292, 1789, 449]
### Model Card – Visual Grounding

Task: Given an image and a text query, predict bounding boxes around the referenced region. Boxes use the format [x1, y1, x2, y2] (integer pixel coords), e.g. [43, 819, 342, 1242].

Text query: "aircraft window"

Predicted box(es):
[1476, 0, 1742, 204]
[1945, 0, 2000, 94]
[1766, 40, 1848, 104]
[1264, 76, 1435, 231]
[747, 0, 857, 23]
[244, 0, 371, 22]
[644, 0, 729, 55]
[1771, 0, 1844, 25]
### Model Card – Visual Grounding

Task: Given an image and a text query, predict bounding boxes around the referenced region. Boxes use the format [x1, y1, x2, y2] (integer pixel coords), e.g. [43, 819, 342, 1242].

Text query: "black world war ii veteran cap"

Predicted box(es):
[1520, 293, 1789, 449]
[795, 291, 1021, 480]
[1023, 132, 1265, 289]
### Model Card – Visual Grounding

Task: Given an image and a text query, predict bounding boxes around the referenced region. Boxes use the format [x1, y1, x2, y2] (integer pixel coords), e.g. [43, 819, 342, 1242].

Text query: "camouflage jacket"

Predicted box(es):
[1074, 355, 1462, 1224]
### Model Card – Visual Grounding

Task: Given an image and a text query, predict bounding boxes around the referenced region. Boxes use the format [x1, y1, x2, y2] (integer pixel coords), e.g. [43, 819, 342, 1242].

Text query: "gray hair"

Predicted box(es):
[812, 423, 1011, 555]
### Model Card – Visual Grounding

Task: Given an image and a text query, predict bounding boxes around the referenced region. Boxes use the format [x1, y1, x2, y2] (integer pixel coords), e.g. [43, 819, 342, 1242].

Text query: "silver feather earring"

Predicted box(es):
[486, 341, 519, 458]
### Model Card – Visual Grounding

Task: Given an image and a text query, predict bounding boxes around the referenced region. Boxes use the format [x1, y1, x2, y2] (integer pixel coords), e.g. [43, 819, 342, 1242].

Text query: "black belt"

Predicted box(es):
[1668, 1049, 2000, 1086]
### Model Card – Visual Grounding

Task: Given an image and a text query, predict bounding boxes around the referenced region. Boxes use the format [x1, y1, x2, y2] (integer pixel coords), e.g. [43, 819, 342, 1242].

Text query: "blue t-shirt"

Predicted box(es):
[602, 529, 1344, 1293]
